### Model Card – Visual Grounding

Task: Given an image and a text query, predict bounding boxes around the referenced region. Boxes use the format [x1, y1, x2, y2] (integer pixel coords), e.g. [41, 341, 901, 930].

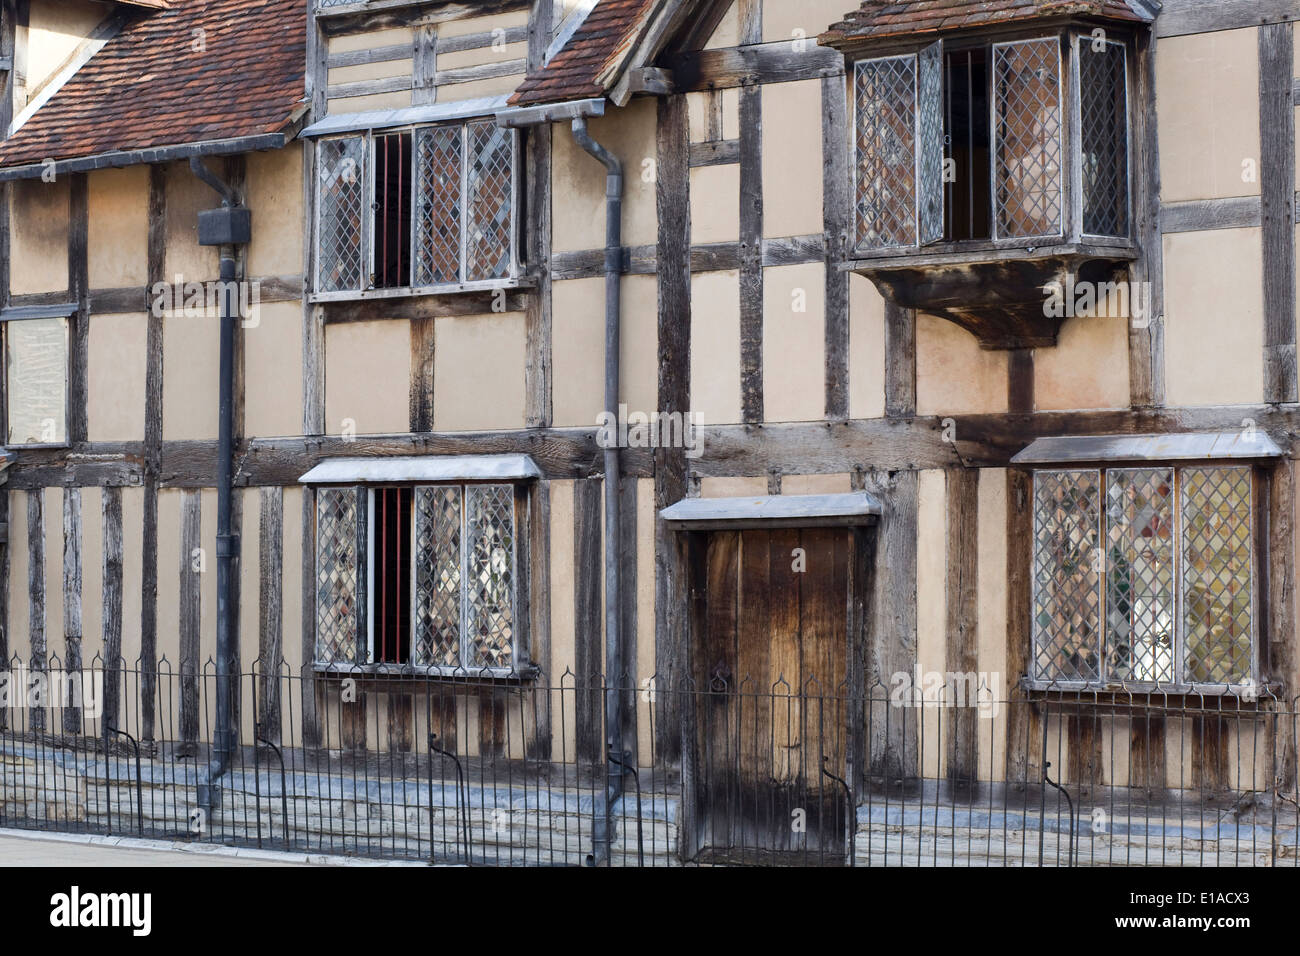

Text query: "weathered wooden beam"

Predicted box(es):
[1160, 195, 1262, 233]
[61, 487, 82, 731]
[823, 73, 850, 422]
[654, 93, 691, 764]
[884, 301, 916, 418]
[258, 485, 283, 744]
[1004, 468, 1039, 789]
[688, 138, 739, 167]
[408, 316, 435, 432]
[525, 0, 553, 429]
[944, 468, 979, 791]
[140, 162, 165, 743]
[549, 233, 824, 280]
[739, 79, 763, 424]
[525, 478, 551, 758]
[668, 40, 843, 92]
[316, 0, 530, 38]
[67, 172, 88, 444]
[26, 489, 45, 731]
[1260, 22, 1298, 402]
[412, 24, 436, 106]
[101, 486, 123, 732]
[320, 289, 528, 323]
[1268, 458, 1297, 788]
[1008, 348, 1034, 413]
[573, 477, 603, 766]
[1156, 0, 1300, 38]
[618, 473, 638, 759]
[1130, 30, 1165, 408]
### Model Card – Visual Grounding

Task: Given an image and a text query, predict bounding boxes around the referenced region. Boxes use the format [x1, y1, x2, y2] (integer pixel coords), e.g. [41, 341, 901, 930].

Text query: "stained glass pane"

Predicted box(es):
[465, 484, 515, 669]
[1105, 469, 1174, 682]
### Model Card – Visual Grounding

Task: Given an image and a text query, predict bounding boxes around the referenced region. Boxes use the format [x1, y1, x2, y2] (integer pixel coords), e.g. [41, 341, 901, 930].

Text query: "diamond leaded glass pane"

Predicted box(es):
[315, 488, 359, 663]
[465, 484, 515, 668]
[1182, 467, 1253, 684]
[1105, 469, 1174, 683]
[465, 121, 514, 281]
[917, 41, 944, 245]
[1033, 471, 1101, 682]
[413, 486, 462, 667]
[993, 38, 1063, 239]
[414, 126, 463, 286]
[1079, 40, 1129, 237]
[854, 54, 917, 250]
[316, 136, 367, 293]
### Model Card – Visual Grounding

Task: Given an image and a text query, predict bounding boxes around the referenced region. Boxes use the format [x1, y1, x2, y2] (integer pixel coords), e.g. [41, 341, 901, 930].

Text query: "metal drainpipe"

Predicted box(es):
[570, 117, 625, 867]
[189, 155, 245, 811]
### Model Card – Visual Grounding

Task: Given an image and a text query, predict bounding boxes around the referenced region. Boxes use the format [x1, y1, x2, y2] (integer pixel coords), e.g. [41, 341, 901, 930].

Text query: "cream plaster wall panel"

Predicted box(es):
[762, 80, 824, 239]
[88, 311, 147, 441]
[782, 473, 851, 495]
[437, 9, 529, 38]
[700, 476, 767, 497]
[323, 319, 410, 435]
[690, 270, 743, 426]
[10, 178, 69, 296]
[1157, 28, 1260, 202]
[722, 89, 740, 141]
[976, 468, 1008, 783]
[436, 41, 527, 71]
[762, 0, 850, 44]
[1032, 313, 1130, 411]
[1164, 227, 1264, 406]
[687, 92, 709, 143]
[155, 490, 181, 666]
[848, 273, 886, 420]
[243, 301, 303, 439]
[704, 1, 738, 49]
[916, 468, 947, 780]
[548, 480, 576, 758]
[9, 493, 28, 658]
[635, 477, 656, 764]
[26, 0, 108, 97]
[87, 166, 148, 289]
[121, 487, 144, 666]
[329, 58, 413, 86]
[163, 161, 219, 282]
[81, 487, 103, 665]
[542, 273, 654, 427]
[327, 91, 412, 115]
[688, 163, 740, 245]
[916, 314, 1009, 416]
[161, 311, 220, 441]
[433, 311, 526, 430]
[763, 263, 825, 423]
[246, 147, 304, 279]
[328, 27, 413, 54]
[552, 97, 658, 253]
[281, 486, 305, 674]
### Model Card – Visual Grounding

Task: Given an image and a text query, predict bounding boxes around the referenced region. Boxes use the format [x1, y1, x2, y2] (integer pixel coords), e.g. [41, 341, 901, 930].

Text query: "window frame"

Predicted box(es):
[1027, 463, 1263, 694]
[1, 310, 71, 450]
[313, 479, 532, 679]
[848, 26, 1136, 259]
[311, 118, 524, 303]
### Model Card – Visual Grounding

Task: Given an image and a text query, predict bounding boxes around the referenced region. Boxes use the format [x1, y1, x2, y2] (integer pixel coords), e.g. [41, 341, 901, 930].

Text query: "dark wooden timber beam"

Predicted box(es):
[1156, 0, 1300, 39]
[1260, 22, 1298, 403]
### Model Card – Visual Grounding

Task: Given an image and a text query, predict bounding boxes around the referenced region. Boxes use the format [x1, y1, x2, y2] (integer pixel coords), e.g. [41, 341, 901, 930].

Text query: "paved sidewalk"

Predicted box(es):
[0, 828, 422, 866]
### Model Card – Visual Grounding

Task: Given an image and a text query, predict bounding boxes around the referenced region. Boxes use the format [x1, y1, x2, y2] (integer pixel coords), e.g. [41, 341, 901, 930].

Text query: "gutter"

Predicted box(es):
[188, 155, 250, 812]
[0, 133, 288, 183]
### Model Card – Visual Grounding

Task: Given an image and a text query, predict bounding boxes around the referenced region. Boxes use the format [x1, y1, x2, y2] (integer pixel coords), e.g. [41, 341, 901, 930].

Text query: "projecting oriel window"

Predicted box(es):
[1031, 466, 1256, 689]
[315, 118, 520, 296]
[314, 482, 522, 674]
[3, 313, 69, 447]
[851, 31, 1131, 254]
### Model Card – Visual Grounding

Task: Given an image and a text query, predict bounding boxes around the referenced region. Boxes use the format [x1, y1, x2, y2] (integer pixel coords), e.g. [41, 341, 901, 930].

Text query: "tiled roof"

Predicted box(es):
[0, 0, 305, 170]
[820, 0, 1152, 48]
[509, 0, 658, 107]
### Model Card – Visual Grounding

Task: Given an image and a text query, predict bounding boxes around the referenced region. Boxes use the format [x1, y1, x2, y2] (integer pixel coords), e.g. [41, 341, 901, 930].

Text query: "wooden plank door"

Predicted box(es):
[692, 528, 852, 864]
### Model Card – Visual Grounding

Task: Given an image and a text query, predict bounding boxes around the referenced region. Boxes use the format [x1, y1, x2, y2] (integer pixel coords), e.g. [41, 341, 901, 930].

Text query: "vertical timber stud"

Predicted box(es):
[1005, 468, 1040, 789]
[884, 302, 916, 418]
[1129, 28, 1164, 407]
[179, 490, 201, 748]
[102, 487, 124, 734]
[1008, 349, 1034, 413]
[526, 479, 552, 758]
[863, 469, 918, 783]
[412, 24, 437, 107]
[618, 474, 638, 760]
[258, 485, 283, 745]
[1260, 22, 1297, 403]
[1269, 458, 1297, 788]
[655, 92, 690, 762]
[224, 155, 247, 738]
[573, 478, 603, 766]
[62, 488, 82, 732]
[68, 173, 88, 443]
[525, 0, 553, 427]
[944, 468, 979, 793]
[738, 0, 763, 424]
[409, 318, 435, 432]
[26, 490, 44, 731]
[141, 163, 166, 744]
[0, 1, 13, 726]
[822, 71, 850, 421]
